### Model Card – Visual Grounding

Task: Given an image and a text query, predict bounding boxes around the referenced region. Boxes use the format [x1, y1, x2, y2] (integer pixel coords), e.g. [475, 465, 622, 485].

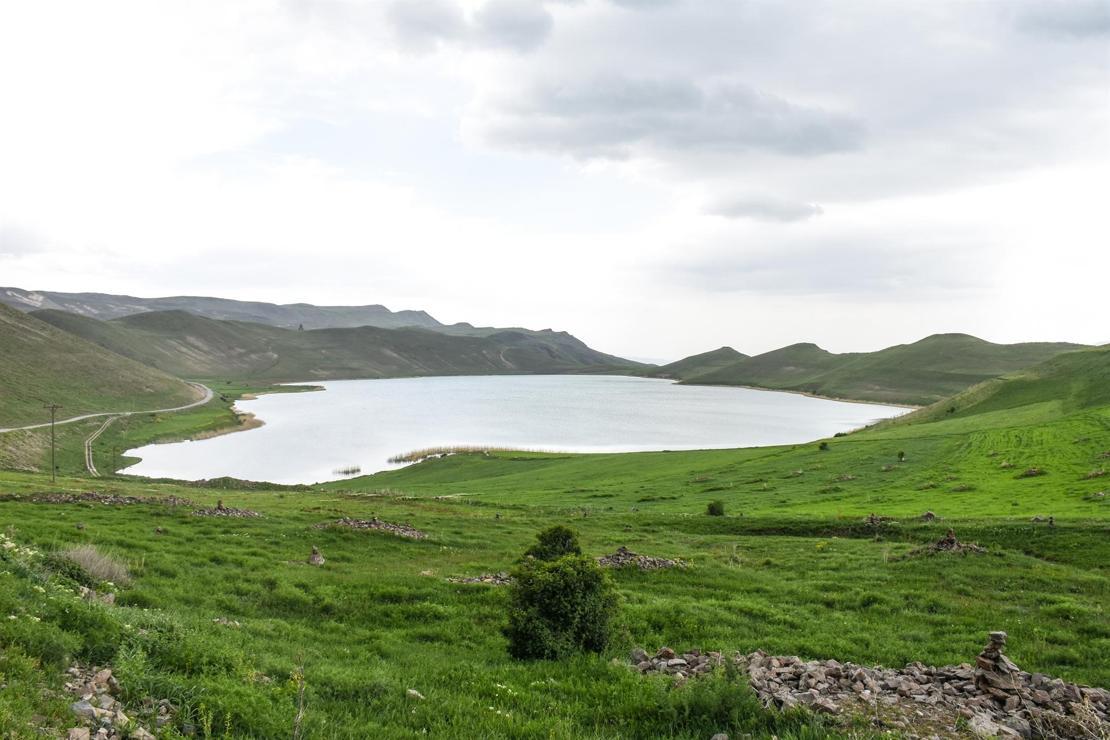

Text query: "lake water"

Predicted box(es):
[122, 375, 908, 484]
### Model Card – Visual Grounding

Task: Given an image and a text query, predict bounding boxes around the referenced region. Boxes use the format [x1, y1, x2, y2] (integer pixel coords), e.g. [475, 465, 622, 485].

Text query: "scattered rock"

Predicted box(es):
[77, 586, 115, 606]
[597, 546, 685, 571]
[865, 513, 895, 525]
[1016, 467, 1046, 479]
[213, 617, 242, 628]
[629, 632, 1108, 738]
[1084, 469, 1106, 480]
[921, 511, 937, 522]
[64, 664, 168, 740]
[406, 689, 425, 701]
[308, 546, 325, 566]
[447, 572, 512, 585]
[316, 517, 427, 539]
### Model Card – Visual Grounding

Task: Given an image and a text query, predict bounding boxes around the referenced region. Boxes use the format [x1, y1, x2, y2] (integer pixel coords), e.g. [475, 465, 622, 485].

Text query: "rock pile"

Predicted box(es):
[597, 546, 686, 570]
[865, 513, 896, 525]
[630, 647, 723, 679]
[629, 633, 1108, 738]
[446, 572, 512, 585]
[4, 492, 194, 506]
[316, 517, 427, 539]
[65, 664, 169, 739]
[902, 529, 986, 558]
[921, 511, 937, 521]
[192, 500, 262, 518]
[1016, 468, 1047, 478]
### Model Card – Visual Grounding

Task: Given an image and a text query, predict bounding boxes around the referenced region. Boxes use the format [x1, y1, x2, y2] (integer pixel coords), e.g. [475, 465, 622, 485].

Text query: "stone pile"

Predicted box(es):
[629, 633, 1108, 738]
[65, 664, 169, 740]
[597, 546, 686, 571]
[902, 529, 986, 558]
[630, 647, 723, 679]
[447, 572, 513, 585]
[317, 517, 428, 539]
[192, 500, 262, 518]
[865, 513, 896, 525]
[4, 492, 194, 506]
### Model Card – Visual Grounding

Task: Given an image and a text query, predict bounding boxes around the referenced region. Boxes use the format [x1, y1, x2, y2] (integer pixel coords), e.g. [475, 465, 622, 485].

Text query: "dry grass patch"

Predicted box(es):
[59, 544, 131, 586]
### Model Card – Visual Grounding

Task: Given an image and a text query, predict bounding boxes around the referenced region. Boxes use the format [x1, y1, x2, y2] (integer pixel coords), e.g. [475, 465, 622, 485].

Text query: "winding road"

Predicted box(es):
[0, 383, 213, 435]
[0, 383, 214, 476]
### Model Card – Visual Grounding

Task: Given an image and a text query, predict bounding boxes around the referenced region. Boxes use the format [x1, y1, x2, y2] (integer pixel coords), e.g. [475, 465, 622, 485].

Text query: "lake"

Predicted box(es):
[122, 375, 909, 484]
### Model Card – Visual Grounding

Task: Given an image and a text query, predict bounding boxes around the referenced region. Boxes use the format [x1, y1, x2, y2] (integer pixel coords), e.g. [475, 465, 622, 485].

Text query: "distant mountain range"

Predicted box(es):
[0, 287, 441, 330]
[646, 334, 1089, 406]
[31, 308, 635, 382]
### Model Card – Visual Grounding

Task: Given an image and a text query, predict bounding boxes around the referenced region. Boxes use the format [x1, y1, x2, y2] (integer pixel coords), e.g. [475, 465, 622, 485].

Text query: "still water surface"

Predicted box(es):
[122, 375, 908, 484]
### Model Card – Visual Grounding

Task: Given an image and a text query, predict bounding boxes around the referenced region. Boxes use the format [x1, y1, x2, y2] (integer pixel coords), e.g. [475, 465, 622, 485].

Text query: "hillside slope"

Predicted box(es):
[645, 347, 749, 380]
[880, 345, 1110, 428]
[32, 309, 638, 380]
[1, 287, 440, 330]
[0, 304, 200, 428]
[681, 334, 1086, 405]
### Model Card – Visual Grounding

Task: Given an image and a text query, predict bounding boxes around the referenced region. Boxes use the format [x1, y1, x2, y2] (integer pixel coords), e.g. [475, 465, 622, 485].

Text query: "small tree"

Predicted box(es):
[818, 441, 830, 451]
[522, 525, 581, 561]
[898, 450, 906, 462]
[504, 554, 618, 660]
[706, 500, 725, 516]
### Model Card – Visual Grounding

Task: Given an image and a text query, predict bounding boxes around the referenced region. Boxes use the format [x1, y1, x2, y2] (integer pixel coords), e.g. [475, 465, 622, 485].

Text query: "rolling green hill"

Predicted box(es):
[31, 309, 638, 381]
[676, 334, 1086, 405]
[0, 304, 201, 428]
[643, 346, 749, 380]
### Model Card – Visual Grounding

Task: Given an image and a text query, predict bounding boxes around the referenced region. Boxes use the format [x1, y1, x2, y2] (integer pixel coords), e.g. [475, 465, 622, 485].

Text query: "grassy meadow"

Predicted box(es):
[0, 350, 1107, 738]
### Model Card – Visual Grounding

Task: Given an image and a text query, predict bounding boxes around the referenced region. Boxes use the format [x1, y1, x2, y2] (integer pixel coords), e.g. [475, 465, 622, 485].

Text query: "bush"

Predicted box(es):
[706, 500, 725, 517]
[56, 545, 130, 586]
[818, 441, 829, 451]
[522, 525, 581, 562]
[504, 554, 618, 660]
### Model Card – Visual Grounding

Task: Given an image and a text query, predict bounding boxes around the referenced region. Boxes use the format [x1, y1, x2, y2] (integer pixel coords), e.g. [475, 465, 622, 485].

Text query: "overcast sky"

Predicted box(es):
[1, 0, 1107, 361]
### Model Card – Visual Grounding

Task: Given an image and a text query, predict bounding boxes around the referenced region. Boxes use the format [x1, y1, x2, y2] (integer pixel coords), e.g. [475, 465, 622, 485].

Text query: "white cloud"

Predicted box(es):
[0, 0, 1107, 359]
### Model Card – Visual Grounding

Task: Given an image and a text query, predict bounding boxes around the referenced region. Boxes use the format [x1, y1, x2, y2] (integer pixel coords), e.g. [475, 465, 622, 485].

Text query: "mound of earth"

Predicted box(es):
[630, 632, 1108, 738]
[316, 517, 427, 539]
[597, 546, 686, 570]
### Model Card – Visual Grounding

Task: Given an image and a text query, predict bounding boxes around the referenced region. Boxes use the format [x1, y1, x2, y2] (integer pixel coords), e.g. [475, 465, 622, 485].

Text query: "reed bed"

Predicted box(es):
[387, 445, 548, 464]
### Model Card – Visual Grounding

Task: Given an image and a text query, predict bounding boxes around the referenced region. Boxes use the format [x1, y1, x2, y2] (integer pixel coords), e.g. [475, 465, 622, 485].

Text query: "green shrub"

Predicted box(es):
[818, 441, 829, 451]
[706, 500, 725, 516]
[522, 525, 581, 562]
[504, 554, 618, 660]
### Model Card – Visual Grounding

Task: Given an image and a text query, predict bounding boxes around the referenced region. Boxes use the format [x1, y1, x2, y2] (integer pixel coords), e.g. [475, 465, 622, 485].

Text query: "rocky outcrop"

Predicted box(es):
[315, 517, 427, 539]
[630, 633, 1108, 738]
[597, 546, 686, 570]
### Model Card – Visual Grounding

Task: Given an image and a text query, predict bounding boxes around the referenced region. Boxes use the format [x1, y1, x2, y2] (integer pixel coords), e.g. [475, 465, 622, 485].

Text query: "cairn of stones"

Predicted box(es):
[308, 546, 325, 566]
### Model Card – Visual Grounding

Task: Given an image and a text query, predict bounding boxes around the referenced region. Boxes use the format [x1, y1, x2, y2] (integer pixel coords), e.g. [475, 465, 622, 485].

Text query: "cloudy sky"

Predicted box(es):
[1, 0, 1107, 361]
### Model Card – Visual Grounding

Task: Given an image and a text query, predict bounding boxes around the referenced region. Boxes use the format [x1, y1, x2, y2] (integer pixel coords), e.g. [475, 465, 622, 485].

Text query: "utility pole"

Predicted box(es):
[43, 402, 62, 483]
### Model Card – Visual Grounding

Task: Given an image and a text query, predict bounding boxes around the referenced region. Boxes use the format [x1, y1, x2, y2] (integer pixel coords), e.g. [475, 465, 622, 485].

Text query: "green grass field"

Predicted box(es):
[0, 349, 1107, 737]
